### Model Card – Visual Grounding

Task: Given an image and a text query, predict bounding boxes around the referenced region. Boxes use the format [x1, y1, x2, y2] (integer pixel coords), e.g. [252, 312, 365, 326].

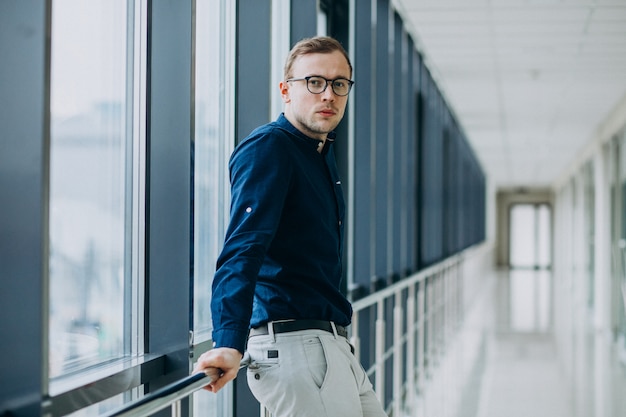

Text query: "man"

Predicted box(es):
[193, 36, 387, 417]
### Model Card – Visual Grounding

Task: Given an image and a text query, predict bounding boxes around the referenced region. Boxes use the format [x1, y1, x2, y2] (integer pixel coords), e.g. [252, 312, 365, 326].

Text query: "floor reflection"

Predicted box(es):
[477, 269, 572, 417]
[474, 269, 626, 417]
[417, 267, 626, 417]
[508, 269, 551, 333]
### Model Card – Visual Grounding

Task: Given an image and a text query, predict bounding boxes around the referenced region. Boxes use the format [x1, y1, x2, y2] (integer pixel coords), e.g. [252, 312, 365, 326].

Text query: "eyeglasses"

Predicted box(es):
[286, 76, 354, 96]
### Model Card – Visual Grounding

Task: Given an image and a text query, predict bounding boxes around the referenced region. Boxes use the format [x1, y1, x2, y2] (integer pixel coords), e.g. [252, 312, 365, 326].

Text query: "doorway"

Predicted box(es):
[509, 203, 552, 269]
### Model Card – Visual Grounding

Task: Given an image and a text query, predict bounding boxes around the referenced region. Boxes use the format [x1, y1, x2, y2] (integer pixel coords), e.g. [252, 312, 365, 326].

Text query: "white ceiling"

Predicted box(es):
[393, 0, 626, 189]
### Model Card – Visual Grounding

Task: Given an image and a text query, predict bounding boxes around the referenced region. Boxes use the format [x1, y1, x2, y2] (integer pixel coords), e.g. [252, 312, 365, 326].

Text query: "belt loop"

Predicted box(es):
[330, 321, 339, 339]
[268, 322, 276, 342]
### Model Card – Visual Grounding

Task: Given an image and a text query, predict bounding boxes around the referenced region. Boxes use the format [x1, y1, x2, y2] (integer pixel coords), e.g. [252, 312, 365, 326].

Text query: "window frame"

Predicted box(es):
[41, 0, 193, 414]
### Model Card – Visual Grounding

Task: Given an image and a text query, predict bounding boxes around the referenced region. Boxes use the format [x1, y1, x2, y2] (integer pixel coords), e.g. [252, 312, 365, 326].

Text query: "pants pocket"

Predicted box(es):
[308, 336, 365, 417]
[246, 345, 281, 409]
[303, 336, 328, 389]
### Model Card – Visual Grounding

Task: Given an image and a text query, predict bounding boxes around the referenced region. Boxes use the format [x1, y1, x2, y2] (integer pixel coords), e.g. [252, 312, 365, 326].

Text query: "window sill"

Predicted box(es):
[46, 354, 165, 416]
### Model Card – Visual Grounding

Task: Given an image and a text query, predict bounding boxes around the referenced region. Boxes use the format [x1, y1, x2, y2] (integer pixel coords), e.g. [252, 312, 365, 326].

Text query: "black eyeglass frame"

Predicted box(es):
[285, 76, 355, 96]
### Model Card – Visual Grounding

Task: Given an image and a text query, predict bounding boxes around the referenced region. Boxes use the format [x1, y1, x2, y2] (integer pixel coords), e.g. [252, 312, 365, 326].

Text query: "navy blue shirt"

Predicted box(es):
[211, 114, 352, 353]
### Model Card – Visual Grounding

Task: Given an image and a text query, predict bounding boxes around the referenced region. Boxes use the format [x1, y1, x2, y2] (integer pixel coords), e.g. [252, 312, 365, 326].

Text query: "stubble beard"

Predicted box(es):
[295, 112, 342, 139]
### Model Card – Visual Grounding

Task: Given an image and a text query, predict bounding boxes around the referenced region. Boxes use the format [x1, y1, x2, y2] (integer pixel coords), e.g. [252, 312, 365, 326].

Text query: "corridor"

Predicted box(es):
[476, 269, 571, 417]
[421, 268, 626, 417]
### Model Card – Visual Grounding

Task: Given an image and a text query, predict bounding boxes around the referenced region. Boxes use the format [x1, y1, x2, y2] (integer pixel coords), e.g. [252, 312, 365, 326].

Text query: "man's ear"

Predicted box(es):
[279, 81, 291, 103]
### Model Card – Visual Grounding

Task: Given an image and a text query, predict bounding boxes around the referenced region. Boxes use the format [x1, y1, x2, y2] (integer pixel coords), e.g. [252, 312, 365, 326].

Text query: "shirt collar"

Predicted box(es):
[277, 113, 335, 155]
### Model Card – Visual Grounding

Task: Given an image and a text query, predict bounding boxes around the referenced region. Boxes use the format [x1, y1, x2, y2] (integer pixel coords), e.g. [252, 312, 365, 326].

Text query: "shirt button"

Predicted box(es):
[338, 220, 342, 226]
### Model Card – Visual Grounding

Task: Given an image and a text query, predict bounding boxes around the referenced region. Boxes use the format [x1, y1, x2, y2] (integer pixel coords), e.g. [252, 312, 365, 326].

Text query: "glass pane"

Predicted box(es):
[537, 204, 551, 268]
[510, 204, 535, 267]
[619, 134, 626, 348]
[193, 0, 220, 339]
[65, 392, 128, 417]
[584, 163, 595, 307]
[317, 6, 328, 36]
[49, 0, 130, 378]
[193, 0, 235, 415]
[193, 0, 232, 340]
[510, 203, 552, 269]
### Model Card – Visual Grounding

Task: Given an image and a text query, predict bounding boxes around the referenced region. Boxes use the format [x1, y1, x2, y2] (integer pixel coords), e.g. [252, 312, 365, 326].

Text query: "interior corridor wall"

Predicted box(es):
[553, 94, 626, 417]
[349, 0, 486, 299]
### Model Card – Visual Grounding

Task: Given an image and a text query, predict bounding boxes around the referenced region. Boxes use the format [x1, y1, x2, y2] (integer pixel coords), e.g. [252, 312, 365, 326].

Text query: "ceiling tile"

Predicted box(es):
[395, 0, 626, 187]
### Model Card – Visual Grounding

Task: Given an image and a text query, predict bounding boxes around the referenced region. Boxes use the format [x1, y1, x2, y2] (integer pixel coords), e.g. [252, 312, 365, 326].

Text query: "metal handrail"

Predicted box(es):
[103, 372, 213, 417]
[103, 355, 250, 417]
[351, 253, 460, 313]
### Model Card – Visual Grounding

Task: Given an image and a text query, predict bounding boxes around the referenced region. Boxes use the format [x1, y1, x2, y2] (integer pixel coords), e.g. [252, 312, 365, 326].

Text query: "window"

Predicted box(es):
[509, 203, 551, 269]
[192, 0, 235, 345]
[582, 162, 595, 307]
[48, 0, 142, 379]
[192, 0, 236, 415]
[615, 132, 626, 349]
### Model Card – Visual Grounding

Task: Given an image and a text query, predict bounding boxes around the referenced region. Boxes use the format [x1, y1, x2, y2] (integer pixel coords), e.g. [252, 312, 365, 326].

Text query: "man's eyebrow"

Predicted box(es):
[305, 74, 351, 79]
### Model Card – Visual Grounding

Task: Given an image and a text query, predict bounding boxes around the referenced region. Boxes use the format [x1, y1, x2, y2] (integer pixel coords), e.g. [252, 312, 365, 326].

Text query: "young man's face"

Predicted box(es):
[280, 50, 352, 141]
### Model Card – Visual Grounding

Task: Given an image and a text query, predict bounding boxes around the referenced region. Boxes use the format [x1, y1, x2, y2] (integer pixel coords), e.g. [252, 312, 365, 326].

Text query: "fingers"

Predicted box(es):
[195, 347, 243, 370]
[214, 366, 240, 392]
[192, 347, 244, 393]
[196, 366, 226, 393]
[203, 367, 222, 382]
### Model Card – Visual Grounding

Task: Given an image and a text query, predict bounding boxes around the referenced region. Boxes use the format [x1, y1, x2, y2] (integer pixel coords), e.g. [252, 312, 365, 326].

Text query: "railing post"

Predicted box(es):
[343, 245, 490, 417]
[406, 282, 416, 413]
[427, 275, 435, 375]
[171, 400, 181, 417]
[417, 279, 425, 390]
[439, 270, 445, 355]
[393, 290, 403, 417]
[351, 310, 361, 363]
[438, 270, 445, 356]
[375, 300, 385, 404]
[455, 260, 462, 331]
[444, 266, 451, 345]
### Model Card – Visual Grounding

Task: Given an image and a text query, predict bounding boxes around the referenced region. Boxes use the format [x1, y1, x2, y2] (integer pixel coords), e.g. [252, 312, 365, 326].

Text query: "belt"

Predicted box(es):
[249, 320, 348, 338]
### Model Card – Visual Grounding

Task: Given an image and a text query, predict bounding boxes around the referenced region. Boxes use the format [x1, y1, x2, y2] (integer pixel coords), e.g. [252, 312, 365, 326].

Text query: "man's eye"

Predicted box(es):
[309, 78, 323, 86]
[333, 80, 346, 88]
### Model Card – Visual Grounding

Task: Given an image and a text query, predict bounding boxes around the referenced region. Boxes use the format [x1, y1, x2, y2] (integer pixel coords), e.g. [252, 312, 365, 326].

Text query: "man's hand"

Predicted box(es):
[192, 347, 244, 393]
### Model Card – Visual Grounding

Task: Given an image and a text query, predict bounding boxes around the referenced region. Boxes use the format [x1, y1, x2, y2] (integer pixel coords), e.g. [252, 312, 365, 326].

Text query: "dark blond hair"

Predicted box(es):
[283, 36, 352, 80]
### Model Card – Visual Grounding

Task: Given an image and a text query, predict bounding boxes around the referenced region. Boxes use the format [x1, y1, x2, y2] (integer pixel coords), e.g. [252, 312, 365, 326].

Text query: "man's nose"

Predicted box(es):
[321, 82, 336, 100]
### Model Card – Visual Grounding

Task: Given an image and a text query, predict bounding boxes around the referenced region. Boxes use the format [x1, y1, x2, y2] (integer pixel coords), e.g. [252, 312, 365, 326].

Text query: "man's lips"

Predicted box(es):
[318, 109, 336, 117]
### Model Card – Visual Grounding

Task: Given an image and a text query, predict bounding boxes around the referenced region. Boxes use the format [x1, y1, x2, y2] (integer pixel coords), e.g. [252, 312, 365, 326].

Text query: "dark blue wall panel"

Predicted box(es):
[418, 69, 444, 267]
[236, 0, 271, 142]
[0, 2, 49, 415]
[290, 0, 317, 42]
[373, 0, 390, 288]
[351, 0, 375, 298]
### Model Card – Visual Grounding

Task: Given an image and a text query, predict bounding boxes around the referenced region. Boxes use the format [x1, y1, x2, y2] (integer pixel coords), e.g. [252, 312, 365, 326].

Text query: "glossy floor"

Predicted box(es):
[415, 269, 626, 417]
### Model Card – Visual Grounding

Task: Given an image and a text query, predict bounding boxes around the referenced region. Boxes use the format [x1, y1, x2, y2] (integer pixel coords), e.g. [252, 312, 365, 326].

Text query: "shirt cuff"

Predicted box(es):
[212, 327, 249, 354]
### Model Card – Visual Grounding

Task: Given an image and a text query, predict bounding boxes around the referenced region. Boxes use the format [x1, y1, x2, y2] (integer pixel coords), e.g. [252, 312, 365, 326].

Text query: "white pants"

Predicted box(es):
[246, 328, 387, 417]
